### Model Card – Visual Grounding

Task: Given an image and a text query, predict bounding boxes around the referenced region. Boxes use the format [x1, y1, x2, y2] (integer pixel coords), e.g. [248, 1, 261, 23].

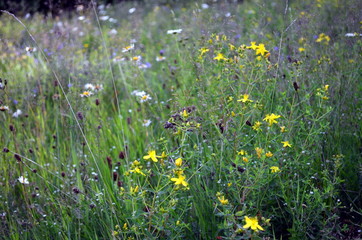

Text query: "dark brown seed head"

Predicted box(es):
[119, 151, 125, 159]
[237, 166, 245, 173]
[72, 187, 80, 194]
[113, 172, 118, 181]
[14, 154, 21, 162]
[117, 181, 123, 187]
[77, 112, 84, 120]
[106, 156, 112, 168]
[293, 82, 300, 91]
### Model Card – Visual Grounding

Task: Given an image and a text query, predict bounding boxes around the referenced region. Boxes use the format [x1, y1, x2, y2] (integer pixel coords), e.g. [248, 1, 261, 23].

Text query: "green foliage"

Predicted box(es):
[0, 0, 361, 239]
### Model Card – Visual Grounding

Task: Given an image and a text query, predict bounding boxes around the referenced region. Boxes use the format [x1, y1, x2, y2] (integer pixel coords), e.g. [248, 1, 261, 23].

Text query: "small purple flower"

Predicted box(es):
[234, 34, 241, 39]
[313, 35, 318, 39]
[68, 83, 73, 88]
[273, 46, 279, 51]
[57, 44, 64, 51]
[159, 49, 165, 56]
[13, 99, 18, 105]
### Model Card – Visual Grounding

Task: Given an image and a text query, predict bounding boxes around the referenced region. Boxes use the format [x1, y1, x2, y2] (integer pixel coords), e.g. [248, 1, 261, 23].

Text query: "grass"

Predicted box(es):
[0, 0, 361, 239]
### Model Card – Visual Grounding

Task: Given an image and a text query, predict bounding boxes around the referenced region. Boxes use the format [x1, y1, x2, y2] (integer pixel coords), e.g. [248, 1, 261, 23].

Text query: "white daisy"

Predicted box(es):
[142, 119, 152, 127]
[84, 83, 95, 91]
[122, 44, 135, 52]
[80, 91, 93, 98]
[156, 56, 166, 62]
[18, 176, 29, 184]
[0, 106, 9, 111]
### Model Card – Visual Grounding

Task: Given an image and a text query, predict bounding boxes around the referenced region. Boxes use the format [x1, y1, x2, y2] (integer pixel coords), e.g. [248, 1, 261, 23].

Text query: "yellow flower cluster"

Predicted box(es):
[316, 33, 330, 44]
[247, 42, 270, 58]
[171, 157, 189, 189]
[316, 84, 330, 100]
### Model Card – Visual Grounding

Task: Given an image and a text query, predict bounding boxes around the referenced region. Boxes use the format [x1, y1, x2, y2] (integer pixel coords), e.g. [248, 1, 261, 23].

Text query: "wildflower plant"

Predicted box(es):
[0, 0, 360, 239]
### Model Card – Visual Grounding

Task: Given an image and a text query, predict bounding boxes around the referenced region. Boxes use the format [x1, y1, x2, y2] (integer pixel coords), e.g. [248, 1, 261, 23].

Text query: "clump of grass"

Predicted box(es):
[0, 0, 361, 239]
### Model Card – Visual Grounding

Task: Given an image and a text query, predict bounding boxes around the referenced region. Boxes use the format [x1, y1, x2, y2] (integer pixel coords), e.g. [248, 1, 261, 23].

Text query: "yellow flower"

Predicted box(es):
[281, 141, 292, 148]
[130, 185, 139, 195]
[237, 94, 253, 103]
[298, 47, 305, 52]
[243, 216, 264, 232]
[237, 150, 247, 156]
[218, 196, 229, 205]
[199, 47, 210, 55]
[182, 109, 189, 118]
[263, 113, 281, 126]
[280, 126, 286, 133]
[123, 223, 128, 230]
[265, 151, 273, 158]
[161, 151, 168, 159]
[252, 121, 262, 131]
[173, 169, 184, 176]
[143, 150, 161, 162]
[247, 42, 258, 50]
[214, 53, 227, 61]
[316, 33, 330, 44]
[227, 182, 232, 187]
[323, 85, 329, 91]
[175, 158, 183, 167]
[255, 147, 263, 158]
[132, 160, 140, 166]
[270, 166, 281, 173]
[229, 44, 236, 51]
[129, 167, 146, 176]
[255, 44, 269, 56]
[242, 157, 249, 163]
[171, 174, 188, 187]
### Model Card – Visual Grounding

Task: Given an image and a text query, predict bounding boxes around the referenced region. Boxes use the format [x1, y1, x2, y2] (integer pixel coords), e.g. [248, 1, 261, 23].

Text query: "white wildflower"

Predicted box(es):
[0, 106, 9, 111]
[18, 176, 29, 184]
[142, 119, 152, 127]
[84, 83, 95, 91]
[156, 56, 166, 62]
[122, 44, 135, 52]
[12, 109, 22, 118]
[167, 29, 182, 35]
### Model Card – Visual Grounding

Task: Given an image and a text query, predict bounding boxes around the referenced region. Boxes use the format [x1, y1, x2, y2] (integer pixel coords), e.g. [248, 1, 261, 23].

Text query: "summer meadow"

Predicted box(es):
[0, 0, 361, 239]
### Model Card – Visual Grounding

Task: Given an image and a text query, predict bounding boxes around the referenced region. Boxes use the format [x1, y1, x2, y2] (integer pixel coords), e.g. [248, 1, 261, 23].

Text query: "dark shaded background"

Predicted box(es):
[0, 0, 141, 16]
[0, 0, 242, 17]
